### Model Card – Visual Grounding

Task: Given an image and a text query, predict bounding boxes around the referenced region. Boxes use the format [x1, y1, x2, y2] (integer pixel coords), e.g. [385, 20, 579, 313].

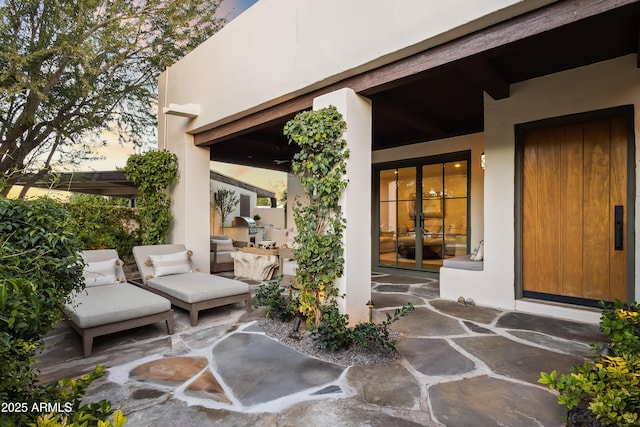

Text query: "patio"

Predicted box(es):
[37, 273, 605, 426]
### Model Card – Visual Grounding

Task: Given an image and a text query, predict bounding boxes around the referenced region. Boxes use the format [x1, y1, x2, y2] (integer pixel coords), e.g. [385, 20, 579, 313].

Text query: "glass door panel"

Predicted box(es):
[376, 155, 469, 272]
[422, 164, 444, 267]
[379, 169, 398, 266]
[396, 167, 418, 267]
[443, 161, 468, 258]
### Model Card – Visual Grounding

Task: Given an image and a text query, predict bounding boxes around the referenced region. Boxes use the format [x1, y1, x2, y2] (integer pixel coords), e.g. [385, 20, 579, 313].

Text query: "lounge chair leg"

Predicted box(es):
[166, 315, 175, 334]
[190, 310, 198, 326]
[83, 336, 93, 358]
[245, 296, 253, 312]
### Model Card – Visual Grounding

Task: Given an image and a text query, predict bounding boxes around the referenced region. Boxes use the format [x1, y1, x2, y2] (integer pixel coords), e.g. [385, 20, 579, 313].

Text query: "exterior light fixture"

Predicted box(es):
[481, 152, 486, 170]
[366, 300, 375, 322]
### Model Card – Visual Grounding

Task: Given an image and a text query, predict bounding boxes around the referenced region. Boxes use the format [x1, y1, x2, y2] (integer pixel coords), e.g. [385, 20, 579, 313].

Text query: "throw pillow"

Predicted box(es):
[83, 258, 119, 287]
[470, 240, 484, 261]
[150, 250, 192, 277]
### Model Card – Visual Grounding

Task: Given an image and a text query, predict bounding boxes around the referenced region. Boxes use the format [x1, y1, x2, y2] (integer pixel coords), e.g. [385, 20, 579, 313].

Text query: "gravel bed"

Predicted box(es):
[258, 318, 401, 367]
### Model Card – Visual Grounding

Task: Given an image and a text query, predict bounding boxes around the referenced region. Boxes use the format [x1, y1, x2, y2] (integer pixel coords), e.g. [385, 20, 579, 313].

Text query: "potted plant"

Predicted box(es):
[253, 214, 261, 226]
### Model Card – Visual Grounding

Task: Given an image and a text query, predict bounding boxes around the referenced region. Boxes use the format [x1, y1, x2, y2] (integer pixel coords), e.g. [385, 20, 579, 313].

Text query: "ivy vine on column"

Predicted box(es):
[283, 105, 349, 325]
[125, 150, 179, 245]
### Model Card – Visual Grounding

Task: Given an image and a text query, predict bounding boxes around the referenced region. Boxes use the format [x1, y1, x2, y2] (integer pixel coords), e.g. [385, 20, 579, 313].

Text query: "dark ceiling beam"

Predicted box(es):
[210, 150, 293, 172]
[461, 59, 510, 100]
[194, 0, 637, 147]
[374, 98, 444, 137]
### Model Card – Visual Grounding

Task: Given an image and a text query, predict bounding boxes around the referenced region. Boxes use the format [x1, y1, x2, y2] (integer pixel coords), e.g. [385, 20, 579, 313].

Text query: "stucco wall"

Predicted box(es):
[159, 0, 555, 134]
[447, 54, 639, 322]
[210, 180, 257, 230]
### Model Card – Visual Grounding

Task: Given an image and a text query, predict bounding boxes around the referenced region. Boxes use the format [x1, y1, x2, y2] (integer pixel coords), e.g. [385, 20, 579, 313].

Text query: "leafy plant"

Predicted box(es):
[312, 300, 352, 351]
[66, 194, 141, 262]
[253, 279, 298, 322]
[539, 300, 640, 426]
[351, 304, 415, 351]
[312, 301, 415, 352]
[212, 188, 239, 233]
[600, 300, 640, 356]
[283, 106, 349, 325]
[124, 150, 179, 245]
[0, 197, 125, 426]
[539, 355, 640, 426]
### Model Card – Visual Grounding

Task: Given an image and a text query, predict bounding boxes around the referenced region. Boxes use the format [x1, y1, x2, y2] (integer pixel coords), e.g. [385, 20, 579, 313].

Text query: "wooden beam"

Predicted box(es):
[462, 59, 510, 100]
[194, 0, 640, 146]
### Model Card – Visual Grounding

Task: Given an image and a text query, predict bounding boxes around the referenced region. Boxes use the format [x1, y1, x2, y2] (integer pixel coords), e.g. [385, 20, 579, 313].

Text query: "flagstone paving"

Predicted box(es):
[36, 273, 607, 426]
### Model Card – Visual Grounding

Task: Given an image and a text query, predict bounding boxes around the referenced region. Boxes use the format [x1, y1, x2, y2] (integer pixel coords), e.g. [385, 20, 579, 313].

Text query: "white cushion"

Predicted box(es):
[65, 283, 171, 328]
[212, 238, 234, 252]
[83, 258, 119, 287]
[148, 272, 249, 303]
[150, 251, 192, 277]
[443, 255, 484, 271]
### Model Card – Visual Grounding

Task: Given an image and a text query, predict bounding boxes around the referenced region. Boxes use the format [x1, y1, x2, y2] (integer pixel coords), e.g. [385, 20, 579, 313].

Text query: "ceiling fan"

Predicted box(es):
[273, 159, 291, 165]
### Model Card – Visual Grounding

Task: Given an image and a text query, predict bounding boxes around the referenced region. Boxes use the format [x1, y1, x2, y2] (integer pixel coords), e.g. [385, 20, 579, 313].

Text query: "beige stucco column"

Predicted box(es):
[313, 88, 372, 324]
[158, 73, 211, 272]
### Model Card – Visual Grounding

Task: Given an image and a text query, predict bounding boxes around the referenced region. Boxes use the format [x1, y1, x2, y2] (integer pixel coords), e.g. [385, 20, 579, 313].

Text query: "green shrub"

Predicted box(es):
[312, 301, 415, 352]
[312, 301, 352, 351]
[0, 197, 125, 426]
[539, 300, 640, 426]
[600, 300, 640, 356]
[253, 279, 299, 322]
[66, 194, 141, 262]
[539, 355, 640, 426]
[124, 150, 178, 245]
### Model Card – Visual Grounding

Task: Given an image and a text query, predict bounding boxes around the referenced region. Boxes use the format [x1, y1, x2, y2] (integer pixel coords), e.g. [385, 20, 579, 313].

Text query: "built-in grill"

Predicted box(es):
[232, 216, 258, 235]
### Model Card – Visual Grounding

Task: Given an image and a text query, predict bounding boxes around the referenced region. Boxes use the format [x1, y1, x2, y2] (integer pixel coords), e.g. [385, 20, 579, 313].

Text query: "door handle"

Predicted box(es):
[614, 205, 623, 251]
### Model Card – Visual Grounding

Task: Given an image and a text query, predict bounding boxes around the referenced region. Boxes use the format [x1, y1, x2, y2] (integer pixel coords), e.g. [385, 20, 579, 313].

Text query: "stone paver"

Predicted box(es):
[430, 299, 502, 324]
[398, 338, 476, 376]
[130, 356, 209, 387]
[371, 291, 424, 308]
[378, 306, 466, 336]
[497, 311, 605, 343]
[454, 335, 587, 385]
[278, 398, 432, 427]
[212, 332, 345, 406]
[346, 361, 421, 408]
[429, 375, 566, 427]
[36, 273, 604, 426]
[185, 369, 232, 404]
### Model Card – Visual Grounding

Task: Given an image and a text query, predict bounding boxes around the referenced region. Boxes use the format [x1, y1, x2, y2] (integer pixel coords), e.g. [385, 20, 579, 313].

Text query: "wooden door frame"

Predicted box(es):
[514, 105, 636, 305]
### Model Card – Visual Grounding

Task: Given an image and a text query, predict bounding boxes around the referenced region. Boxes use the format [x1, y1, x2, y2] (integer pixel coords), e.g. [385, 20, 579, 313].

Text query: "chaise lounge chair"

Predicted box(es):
[132, 244, 252, 326]
[64, 249, 175, 357]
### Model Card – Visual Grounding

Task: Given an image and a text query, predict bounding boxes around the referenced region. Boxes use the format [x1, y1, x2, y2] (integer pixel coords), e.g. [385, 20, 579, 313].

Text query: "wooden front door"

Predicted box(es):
[522, 116, 628, 303]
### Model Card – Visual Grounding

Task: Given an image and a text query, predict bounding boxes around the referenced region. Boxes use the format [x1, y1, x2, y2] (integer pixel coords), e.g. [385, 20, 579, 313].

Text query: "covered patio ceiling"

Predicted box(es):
[197, 0, 640, 172]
